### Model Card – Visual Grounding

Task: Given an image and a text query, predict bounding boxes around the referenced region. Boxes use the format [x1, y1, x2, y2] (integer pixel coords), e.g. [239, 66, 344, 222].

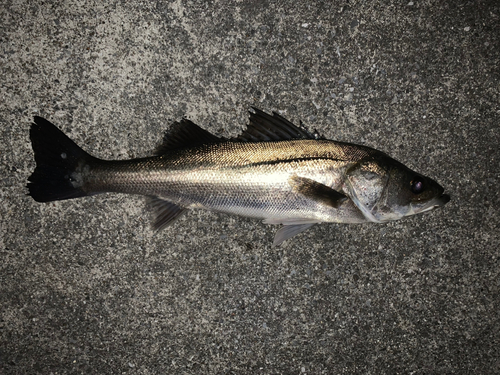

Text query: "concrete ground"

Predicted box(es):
[1, 0, 499, 373]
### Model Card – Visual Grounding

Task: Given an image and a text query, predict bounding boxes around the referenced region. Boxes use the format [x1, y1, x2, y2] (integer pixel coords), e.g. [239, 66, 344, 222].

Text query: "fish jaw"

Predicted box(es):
[410, 192, 450, 215]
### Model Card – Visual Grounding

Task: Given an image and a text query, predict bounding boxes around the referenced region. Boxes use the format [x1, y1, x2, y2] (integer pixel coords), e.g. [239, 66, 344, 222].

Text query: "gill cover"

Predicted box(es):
[345, 159, 390, 222]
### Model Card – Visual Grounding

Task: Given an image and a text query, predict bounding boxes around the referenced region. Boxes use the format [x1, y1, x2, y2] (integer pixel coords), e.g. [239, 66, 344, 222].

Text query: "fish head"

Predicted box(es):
[345, 156, 450, 223]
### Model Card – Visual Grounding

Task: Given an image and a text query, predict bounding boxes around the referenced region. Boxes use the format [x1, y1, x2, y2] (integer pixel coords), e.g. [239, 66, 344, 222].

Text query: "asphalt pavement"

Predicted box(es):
[1, 1, 499, 373]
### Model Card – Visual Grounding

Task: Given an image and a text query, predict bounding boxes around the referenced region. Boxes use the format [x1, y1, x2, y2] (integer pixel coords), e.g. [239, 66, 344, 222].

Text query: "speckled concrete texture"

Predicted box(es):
[1, 0, 499, 373]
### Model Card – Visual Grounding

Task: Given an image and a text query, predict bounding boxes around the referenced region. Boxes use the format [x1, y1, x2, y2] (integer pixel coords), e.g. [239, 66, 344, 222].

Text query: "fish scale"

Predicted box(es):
[27, 108, 449, 246]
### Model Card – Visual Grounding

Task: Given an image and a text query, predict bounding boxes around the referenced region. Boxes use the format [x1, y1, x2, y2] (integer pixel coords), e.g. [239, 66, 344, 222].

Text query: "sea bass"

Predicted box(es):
[27, 108, 450, 246]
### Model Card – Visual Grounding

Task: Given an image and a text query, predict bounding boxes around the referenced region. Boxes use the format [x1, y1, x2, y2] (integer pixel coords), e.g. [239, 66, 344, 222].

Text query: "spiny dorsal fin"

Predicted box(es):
[234, 107, 317, 142]
[156, 119, 224, 155]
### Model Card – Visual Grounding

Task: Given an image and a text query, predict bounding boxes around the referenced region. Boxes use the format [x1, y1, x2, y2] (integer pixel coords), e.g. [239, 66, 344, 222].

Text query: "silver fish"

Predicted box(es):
[27, 108, 450, 246]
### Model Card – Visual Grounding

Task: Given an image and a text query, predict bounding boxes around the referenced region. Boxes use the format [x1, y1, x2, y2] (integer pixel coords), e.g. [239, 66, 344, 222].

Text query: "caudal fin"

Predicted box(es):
[27, 116, 95, 202]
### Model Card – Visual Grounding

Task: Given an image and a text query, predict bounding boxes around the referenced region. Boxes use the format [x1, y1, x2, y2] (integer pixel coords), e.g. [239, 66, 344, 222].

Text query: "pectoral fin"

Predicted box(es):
[289, 175, 348, 208]
[273, 223, 316, 247]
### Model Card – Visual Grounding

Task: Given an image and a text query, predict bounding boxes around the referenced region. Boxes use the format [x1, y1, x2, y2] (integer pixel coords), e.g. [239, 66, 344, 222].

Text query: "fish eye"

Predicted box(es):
[410, 176, 425, 194]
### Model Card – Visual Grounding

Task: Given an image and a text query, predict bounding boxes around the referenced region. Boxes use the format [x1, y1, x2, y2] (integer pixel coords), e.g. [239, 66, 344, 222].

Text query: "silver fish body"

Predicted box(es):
[28, 108, 450, 245]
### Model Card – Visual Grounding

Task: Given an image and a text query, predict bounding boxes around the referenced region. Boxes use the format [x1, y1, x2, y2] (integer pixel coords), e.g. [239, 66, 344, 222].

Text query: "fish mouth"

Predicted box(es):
[437, 193, 451, 206]
[415, 193, 450, 213]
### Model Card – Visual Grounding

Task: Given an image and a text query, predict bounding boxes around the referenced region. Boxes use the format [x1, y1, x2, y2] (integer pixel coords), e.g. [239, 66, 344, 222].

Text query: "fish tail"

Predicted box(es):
[27, 116, 97, 202]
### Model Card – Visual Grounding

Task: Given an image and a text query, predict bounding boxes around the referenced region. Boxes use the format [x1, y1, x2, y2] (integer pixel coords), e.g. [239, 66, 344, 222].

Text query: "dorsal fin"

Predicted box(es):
[233, 107, 317, 142]
[156, 119, 224, 155]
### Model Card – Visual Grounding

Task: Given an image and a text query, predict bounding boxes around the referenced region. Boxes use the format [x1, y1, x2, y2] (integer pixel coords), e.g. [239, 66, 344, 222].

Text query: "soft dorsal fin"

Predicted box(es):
[156, 119, 224, 155]
[233, 107, 317, 142]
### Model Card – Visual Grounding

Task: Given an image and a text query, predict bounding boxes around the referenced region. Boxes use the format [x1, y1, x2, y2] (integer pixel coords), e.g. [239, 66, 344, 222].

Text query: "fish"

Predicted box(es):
[27, 108, 450, 246]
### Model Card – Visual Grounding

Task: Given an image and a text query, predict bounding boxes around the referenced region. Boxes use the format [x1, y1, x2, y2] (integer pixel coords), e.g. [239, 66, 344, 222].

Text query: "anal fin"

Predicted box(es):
[147, 196, 186, 230]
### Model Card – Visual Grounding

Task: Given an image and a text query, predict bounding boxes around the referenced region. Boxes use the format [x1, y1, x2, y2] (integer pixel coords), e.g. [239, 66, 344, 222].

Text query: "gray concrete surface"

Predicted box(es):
[1, 0, 499, 373]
